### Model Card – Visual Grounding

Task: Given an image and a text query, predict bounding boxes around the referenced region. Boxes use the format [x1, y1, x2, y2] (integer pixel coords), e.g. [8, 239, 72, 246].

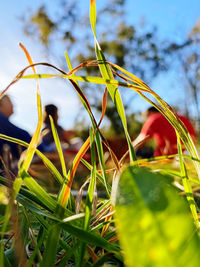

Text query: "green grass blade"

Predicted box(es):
[41, 225, 61, 267]
[1, 244, 12, 267]
[90, 0, 96, 37]
[0, 175, 73, 218]
[20, 171, 57, 211]
[22, 74, 149, 91]
[0, 205, 12, 267]
[26, 226, 45, 267]
[12, 91, 43, 199]
[84, 127, 96, 230]
[89, 0, 136, 163]
[59, 222, 119, 252]
[49, 116, 67, 180]
[65, 52, 93, 134]
[176, 131, 199, 229]
[95, 131, 110, 196]
[65, 50, 79, 86]
[32, 206, 119, 254]
[65, 51, 73, 72]
[97, 49, 136, 163]
[78, 128, 97, 265]
[17, 194, 63, 222]
[81, 158, 111, 192]
[0, 134, 63, 184]
[20, 90, 43, 173]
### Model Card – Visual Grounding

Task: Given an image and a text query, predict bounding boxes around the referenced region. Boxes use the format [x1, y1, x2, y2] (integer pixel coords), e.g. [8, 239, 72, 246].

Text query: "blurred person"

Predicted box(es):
[42, 104, 78, 151]
[133, 106, 196, 157]
[0, 95, 32, 161]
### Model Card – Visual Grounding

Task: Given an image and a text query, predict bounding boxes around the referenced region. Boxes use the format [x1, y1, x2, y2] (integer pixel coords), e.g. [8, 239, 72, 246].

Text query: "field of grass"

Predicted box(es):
[1, 0, 200, 266]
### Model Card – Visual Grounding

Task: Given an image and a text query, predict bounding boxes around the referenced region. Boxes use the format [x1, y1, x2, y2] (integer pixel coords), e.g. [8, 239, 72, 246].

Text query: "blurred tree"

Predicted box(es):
[22, 0, 167, 77]
[21, 0, 199, 135]
[165, 20, 200, 126]
[27, 6, 56, 46]
[182, 21, 200, 124]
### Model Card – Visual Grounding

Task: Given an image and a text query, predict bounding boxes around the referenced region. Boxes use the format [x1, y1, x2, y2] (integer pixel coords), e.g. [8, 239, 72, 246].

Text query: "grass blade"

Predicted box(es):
[176, 131, 199, 228]
[78, 128, 97, 265]
[81, 158, 111, 192]
[59, 222, 119, 252]
[94, 88, 110, 196]
[12, 44, 43, 199]
[95, 131, 110, 196]
[0, 134, 63, 184]
[49, 116, 67, 180]
[89, 0, 136, 163]
[20, 171, 57, 211]
[85, 128, 96, 230]
[58, 137, 91, 207]
[41, 225, 61, 267]
[22, 73, 150, 92]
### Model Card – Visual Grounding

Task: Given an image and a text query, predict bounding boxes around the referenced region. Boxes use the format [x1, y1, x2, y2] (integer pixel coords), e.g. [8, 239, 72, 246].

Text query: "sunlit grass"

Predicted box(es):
[0, 0, 200, 266]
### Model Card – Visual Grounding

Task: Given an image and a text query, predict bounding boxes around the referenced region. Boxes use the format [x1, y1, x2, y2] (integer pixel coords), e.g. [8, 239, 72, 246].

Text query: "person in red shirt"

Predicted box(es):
[133, 106, 196, 157]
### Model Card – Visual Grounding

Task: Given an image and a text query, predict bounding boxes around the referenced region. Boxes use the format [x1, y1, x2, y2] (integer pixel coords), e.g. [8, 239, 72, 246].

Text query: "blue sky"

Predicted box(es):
[0, 0, 199, 134]
[127, 0, 200, 39]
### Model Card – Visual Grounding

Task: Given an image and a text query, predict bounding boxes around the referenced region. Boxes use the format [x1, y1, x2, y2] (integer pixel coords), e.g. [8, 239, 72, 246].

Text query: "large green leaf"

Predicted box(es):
[115, 166, 200, 267]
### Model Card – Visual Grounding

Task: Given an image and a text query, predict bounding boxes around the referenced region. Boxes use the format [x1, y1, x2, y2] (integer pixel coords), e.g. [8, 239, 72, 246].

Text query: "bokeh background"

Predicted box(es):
[0, 0, 199, 139]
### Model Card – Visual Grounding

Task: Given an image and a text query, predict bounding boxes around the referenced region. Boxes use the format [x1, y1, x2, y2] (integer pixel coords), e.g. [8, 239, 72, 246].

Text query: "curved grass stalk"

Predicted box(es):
[65, 52, 110, 197]
[6, 61, 200, 182]
[2, 59, 120, 209]
[22, 74, 150, 92]
[20, 68, 200, 179]
[12, 44, 43, 200]
[107, 63, 200, 179]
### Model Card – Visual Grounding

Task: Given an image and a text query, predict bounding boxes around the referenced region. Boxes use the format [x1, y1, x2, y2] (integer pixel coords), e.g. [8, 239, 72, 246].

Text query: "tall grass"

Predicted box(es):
[0, 0, 200, 266]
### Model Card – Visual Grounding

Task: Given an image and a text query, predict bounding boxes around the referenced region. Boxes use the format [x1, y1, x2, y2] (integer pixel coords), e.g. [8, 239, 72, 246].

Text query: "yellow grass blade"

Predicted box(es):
[22, 74, 149, 92]
[19, 43, 36, 74]
[13, 44, 43, 199]
[59, 137, 91, 207]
